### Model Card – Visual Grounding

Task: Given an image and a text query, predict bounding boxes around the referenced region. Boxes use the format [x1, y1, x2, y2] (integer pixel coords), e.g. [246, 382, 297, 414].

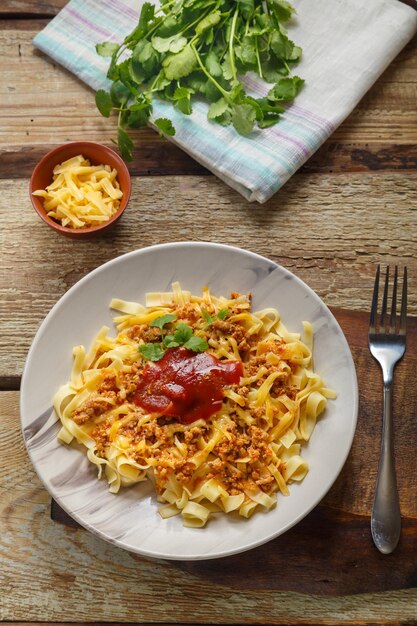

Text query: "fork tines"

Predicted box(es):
[369, 265, 407, 335]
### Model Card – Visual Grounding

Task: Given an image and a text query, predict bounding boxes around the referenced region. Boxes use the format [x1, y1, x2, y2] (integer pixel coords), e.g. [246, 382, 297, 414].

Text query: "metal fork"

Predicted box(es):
[368, 265, 407, 554]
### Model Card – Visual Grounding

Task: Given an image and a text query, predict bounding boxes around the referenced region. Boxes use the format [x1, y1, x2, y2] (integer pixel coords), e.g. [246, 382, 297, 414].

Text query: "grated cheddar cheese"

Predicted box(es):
[33, 155, 123, 229]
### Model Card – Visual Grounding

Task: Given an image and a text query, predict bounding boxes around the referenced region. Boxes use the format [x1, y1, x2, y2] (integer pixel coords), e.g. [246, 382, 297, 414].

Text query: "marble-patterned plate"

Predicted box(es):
[20, 242, 358, 560]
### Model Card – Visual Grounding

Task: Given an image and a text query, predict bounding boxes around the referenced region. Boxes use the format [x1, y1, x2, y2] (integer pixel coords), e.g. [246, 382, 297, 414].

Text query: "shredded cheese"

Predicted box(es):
[33, 154, 123, 229]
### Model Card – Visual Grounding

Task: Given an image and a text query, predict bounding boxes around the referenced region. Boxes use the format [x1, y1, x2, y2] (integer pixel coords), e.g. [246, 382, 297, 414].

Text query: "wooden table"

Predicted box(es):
[1, 1, 417, 625]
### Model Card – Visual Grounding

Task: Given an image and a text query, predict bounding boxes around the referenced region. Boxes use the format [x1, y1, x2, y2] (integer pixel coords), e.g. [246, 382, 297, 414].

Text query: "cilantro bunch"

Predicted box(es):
[95, 0, 304, 160]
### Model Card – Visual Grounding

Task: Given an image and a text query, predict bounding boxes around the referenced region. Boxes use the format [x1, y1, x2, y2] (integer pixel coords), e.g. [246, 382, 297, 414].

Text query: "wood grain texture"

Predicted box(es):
[1, 173, 416, 382]
[1, 0, 413, 19]
[0, 29, 416, 177]
[2, 390, 417, 625]
[0, 0, 65, 17]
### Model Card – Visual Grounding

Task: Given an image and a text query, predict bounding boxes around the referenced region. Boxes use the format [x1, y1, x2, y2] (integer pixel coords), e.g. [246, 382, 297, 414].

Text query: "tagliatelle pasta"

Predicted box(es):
[54, 282, 336, 527]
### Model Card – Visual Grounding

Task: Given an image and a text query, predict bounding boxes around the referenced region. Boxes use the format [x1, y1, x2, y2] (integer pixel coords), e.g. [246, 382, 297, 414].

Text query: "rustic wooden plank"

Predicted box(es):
[3, 141, 417, 180]
[0, 18, 51, 29]
[0, 30, 416, 176]
[1, 621, 415, 626]
[1, 173, 416, 381]
[2, 391, 417, 624]
[0, 142, 209, 178]
[1, 0, 415, 18]
[0, 0, 65, 17]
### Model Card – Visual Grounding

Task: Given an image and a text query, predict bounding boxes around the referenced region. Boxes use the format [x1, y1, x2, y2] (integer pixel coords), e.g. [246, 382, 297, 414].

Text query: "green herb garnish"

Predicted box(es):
[183, 335, 209, 352]
[217, 308, 229, 321]
[95, 0, 303, 159]
[139, 319, 208, 361]
[201, 307, 230, 326]
[173, 322, 194, 344]
[150, 313, 177, 330]
[138, 343, 165, 361]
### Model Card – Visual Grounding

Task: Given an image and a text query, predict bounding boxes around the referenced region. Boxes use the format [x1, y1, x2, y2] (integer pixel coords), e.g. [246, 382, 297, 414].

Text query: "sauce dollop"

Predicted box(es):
[134, 347, 243, 424]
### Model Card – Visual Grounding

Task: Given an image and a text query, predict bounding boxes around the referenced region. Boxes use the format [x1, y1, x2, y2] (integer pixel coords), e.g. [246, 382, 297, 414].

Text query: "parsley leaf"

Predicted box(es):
[232, 103, 257, 136]
[152, 34, 187, 54]
[154, 118, 176, 136]
[125, 2, 155, 44]
[163, 334, 180, 348]
[205, 50, 222, 77]
[217, 308, 229, 320]
[117, 127, 134, 161]
[138, 343, 165, 361]
[237, 0, 255, 20]
[208, 98, 229, 120]
[150, 313, 177, 330]
[173, 87, 193, 115]
[195, 10, 221, 36]
[183, 335, 209, 352]
[96, 42, 120, 58]
[163, 44, 197, 81]
[95, 89, 113, 117]
[202, 309, 215, 324]
[202, 307, 229, 325]
[267, 76, 304, 102]
[268, 0, 296, 22]
[173, 322, 193, 344]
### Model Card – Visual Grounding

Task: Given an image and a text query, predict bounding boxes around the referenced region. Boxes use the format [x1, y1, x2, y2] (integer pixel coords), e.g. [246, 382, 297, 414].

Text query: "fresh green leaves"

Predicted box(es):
[182, 335, 209, 352]
[95, 89, 113, 117]
[195, 10, 221, 36]
[95, 0, 303, 158]
[268, 0, 296, 22]
[267, 76, 304, 102]
[172, 322, 193, 344]
[117, 127, 134, 161]
[217, 308, 229, 321]
[232, 103, 257, 136]
[154, 118, 176, 135]
[202, 308, 230, 325]
[138, 343, 165, 361]
[162, 44, 197, 81]
[208, 98, 229, 120]
[150, 313, 177, 330]
[96, 42, 120, 57]
[152, 34, 187, 54]
[139, 317, 208, 361]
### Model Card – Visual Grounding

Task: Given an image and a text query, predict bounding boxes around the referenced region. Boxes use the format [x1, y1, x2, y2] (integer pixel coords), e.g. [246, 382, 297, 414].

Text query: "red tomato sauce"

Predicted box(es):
[134, 347, 243, 424]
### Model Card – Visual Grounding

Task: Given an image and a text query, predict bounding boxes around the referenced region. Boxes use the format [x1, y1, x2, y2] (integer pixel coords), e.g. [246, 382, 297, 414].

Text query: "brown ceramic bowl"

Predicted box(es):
[29, 141, 131, 239]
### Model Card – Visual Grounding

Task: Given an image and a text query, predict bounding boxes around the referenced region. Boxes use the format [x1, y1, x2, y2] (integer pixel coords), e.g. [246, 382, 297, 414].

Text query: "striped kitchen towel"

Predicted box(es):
[33, 0, 417, 203]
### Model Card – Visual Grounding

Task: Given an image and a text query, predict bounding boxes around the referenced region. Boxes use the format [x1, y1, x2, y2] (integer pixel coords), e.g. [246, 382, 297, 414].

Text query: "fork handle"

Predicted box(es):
[371, 383, 401, 554]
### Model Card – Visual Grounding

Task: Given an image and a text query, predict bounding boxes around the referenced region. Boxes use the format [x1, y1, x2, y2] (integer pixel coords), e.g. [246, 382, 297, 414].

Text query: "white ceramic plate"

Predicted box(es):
[21, 242, 358, 560]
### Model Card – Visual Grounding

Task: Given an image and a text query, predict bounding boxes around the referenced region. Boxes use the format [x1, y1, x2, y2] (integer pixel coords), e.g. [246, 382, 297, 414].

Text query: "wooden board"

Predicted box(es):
[47, 308, 417, 596]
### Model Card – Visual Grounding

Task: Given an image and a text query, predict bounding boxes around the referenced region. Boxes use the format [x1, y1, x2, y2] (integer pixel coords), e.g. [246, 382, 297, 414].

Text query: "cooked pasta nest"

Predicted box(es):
[54, 282, 335, 527]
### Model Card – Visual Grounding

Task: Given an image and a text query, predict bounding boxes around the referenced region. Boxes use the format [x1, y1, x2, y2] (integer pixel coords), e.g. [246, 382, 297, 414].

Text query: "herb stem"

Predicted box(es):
[255, 37, 263, 79]
[190, 43, 230, 100]
[181, 8, 213, 37]
[229, 9, 239, 83]
[154, 0, 177, 15]
[244, 18, 250, 37]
